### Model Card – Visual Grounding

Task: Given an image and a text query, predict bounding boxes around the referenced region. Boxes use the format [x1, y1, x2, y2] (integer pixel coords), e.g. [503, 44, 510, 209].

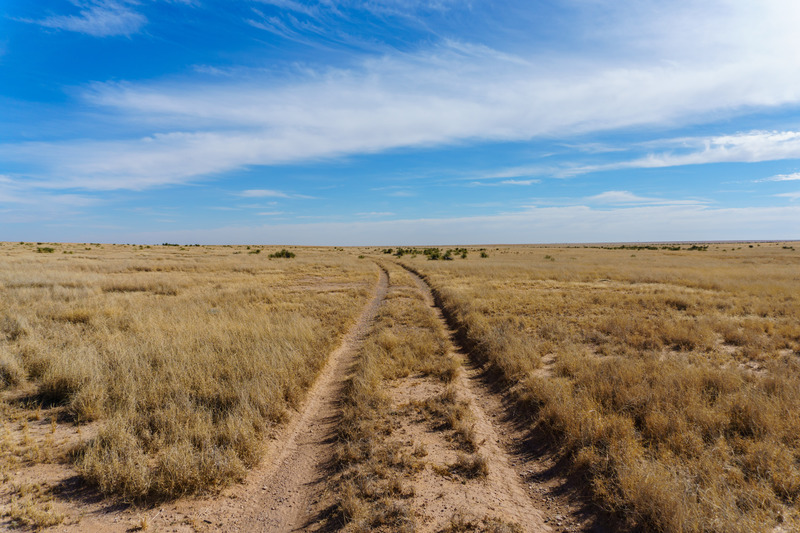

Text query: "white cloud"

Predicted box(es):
[586, 190, 708, 206]
[0, 176, 98, 225]
[239, 189, 292, 198]
[4, 1, 800, 189]
[501, 179, 539, 186]
[562, 131, 800, 176]
[0, 176, 96, 207]
[776, 191, 800, 200]
[468, 179, 540, 187]
[26, 1, 147, 37]
[757, 172, 800, 182]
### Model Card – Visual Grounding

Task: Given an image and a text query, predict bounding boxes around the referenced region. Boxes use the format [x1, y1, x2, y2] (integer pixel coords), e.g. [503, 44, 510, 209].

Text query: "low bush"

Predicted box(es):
[268, 249, 295, 258]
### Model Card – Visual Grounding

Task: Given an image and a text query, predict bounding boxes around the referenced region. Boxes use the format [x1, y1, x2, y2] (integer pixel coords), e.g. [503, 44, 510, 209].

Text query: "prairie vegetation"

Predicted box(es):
[3, 240, 799, 532]
[401, 242, 800, 532]
[0, 243, 375, 505]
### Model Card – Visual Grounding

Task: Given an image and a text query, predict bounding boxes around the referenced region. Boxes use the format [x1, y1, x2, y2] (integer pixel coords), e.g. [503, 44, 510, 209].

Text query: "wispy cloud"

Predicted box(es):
[118, 204, 800, 246]
[253, 0, 319, 17]
[501, 179, 538, 185]
[775, 191, 800, 200]
[5, 2, 800, 191]
[586, 190, 708, 206]
[756, 172, 800, 182]
[468, 179, 540, 187]
[0, 175, 97, 206]
[238, 189, 315, 199]
[239, 189, 292, 198]
[561, 131, 800, 177]
[0, 175, 98, 225]
[24, 1, 147, 37]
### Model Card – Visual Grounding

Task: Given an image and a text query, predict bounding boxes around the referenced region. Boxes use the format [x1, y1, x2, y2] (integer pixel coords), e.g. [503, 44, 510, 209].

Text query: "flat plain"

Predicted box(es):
[1, 241, 799, 532]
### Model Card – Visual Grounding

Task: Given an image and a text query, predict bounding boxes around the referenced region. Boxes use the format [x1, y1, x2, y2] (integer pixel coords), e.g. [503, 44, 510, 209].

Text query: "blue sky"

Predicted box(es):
[2, 0, 800, 244]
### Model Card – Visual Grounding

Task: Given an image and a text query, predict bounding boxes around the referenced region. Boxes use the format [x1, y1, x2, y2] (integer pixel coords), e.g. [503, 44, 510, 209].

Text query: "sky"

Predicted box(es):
[1, 0, 800, 245]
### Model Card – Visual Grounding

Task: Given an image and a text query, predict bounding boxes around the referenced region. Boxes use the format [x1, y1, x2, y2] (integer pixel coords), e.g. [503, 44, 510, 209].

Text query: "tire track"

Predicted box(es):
[399, 264, 552, 533]
[190, 264, 389, 532]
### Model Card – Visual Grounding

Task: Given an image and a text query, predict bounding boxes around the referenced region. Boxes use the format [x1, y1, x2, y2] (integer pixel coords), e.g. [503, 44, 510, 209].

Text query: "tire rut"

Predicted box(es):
[399, 264, 552, 533]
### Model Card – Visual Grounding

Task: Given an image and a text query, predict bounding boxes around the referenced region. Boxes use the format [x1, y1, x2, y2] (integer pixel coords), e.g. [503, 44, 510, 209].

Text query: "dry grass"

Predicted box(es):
[418, 386, 478, 452]
[400, 242, 800, 533]
[0, 242, 374, 501]
[2, 482, 65, 530]
[441, 512, 523, 533]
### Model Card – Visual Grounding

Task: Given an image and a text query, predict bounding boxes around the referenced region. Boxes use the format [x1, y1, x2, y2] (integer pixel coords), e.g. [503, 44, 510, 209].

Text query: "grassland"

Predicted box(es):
[2, 240, 799, 532]
[399, 242, 800, 532]
[0, 242, 375, 516]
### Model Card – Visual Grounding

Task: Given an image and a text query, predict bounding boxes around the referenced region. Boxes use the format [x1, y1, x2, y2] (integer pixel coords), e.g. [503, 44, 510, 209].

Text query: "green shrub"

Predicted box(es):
[268, 249, 296, 259]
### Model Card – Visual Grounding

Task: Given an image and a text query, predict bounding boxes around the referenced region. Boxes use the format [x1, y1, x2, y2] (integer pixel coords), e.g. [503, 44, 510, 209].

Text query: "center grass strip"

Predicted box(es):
[329, 265, 471, 531]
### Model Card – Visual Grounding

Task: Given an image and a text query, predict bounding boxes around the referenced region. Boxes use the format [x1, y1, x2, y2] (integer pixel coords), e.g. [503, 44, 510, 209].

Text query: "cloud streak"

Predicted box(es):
[757, 172, 800, 182]
[4, 1, 800, 192]
[586, 190, 708, 206]
[561, 131, 800, 177]
[24, 1, 147, 37]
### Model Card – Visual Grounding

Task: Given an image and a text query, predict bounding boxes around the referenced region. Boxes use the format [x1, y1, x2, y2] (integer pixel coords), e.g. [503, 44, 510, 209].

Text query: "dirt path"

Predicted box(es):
[28, 265, 389, 533]
[213, 264, 390, 532]
[399, 264, 605, 533]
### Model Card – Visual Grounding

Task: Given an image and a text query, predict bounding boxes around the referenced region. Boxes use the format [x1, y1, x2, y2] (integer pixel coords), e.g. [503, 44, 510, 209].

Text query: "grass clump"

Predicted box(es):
[450, 452, 488, 479]
[2, 483, 65, 530]
[420, 387, 478, 451]
[0, 347, 25, 389]
[442, 512, 522, 532]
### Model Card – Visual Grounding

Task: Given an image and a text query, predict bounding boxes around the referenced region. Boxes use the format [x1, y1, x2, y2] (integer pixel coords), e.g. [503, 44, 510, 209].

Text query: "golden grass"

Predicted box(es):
[0, 242, 375, 500]
[2, 482, 65, 530]
[400, 242, 800, 533]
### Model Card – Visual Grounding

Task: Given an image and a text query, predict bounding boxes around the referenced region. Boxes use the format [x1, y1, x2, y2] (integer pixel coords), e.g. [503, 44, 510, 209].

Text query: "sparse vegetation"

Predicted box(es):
[0, 243, 373, 500]
[3, 241, 799, 530]
[2, 482, 65, 530]
[401, 243, 800, 532]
